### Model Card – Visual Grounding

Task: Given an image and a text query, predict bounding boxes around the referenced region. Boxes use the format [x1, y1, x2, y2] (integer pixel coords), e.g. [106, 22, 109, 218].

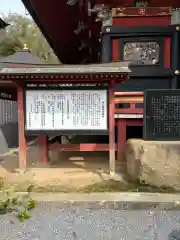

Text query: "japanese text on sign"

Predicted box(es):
[151, 95, 180, 136]
[25, 90, 108, 131]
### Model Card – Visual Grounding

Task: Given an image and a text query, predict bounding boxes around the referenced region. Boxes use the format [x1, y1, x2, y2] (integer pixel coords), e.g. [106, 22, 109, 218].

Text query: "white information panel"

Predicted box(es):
[25, 89, 108, 131]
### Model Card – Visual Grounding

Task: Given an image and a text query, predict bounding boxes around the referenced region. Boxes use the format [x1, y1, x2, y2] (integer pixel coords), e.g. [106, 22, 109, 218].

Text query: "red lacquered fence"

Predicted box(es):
[48, 92, 144, 163]
[114, 92, 144, 162]
[115, 91, 144, 114]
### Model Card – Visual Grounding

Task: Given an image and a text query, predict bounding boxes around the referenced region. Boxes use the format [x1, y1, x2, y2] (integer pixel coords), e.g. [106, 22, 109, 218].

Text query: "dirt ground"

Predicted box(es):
[0, 143, 124, 190]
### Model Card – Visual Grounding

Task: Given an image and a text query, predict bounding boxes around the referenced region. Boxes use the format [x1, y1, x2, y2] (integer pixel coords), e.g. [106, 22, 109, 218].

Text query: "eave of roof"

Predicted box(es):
[0, 62, 131, 75]
[0, 18, 9, 29]
[20, 0, 88, 64]
[21, 0, 57, 61]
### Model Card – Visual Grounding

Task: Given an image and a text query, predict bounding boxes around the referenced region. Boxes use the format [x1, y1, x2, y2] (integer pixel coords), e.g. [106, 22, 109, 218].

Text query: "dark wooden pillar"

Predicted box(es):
[117, 119, 126, 164]
[38, 136, 49, 164]
[171, 25, 180, 88]
[17, 85, 27, 169]
[101, 33, 111, 63]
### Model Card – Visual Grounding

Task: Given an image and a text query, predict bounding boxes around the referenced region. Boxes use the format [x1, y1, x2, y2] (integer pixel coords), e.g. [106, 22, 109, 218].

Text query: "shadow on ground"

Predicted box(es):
[0, 134, 125, 189]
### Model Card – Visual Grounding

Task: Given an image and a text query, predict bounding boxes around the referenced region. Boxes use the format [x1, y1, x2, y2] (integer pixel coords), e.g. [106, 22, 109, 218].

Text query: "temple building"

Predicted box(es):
[0, 1, 179, 171]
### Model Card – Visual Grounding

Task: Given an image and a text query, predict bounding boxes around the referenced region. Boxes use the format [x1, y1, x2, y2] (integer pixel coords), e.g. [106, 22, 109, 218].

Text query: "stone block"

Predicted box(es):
[125, 139, 180, 190]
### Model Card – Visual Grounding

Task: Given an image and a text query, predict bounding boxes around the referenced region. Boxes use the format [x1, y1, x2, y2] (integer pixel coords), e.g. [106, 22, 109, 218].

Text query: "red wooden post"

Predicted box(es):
[109, 79, 116, 175]
[38, 136, 49, 163]
[17, 86, 27, 169]
[117, 119, 127, 164]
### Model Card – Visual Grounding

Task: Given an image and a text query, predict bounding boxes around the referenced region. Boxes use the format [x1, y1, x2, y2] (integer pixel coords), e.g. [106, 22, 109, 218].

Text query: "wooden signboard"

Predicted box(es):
[24, 84, 109, 135]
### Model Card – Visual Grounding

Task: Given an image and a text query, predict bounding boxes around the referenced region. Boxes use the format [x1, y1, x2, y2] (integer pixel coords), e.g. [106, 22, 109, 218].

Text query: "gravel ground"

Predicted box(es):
[0, 202, 180, 240]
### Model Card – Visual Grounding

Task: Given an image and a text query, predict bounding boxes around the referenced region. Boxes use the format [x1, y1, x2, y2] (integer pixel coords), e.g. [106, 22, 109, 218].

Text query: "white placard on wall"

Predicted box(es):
[25, 89, 108, 131]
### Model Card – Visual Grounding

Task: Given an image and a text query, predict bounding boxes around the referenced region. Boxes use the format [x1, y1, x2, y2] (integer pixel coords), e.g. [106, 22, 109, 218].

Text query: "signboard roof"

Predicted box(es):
[0, 62, 131, 75]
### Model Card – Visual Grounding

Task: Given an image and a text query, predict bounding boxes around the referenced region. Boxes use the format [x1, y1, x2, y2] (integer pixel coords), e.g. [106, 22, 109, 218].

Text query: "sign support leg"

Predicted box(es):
[109, 80, 115, 176]
[17, 86, 26, 169]
[38, 136, 49, 163]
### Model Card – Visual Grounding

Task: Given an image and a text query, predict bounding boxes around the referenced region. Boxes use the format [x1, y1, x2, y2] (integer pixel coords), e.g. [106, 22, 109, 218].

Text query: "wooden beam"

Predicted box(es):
[49, 143, 117, 151]
[17, 86, 26, 169]
[109, 79, 116, 175]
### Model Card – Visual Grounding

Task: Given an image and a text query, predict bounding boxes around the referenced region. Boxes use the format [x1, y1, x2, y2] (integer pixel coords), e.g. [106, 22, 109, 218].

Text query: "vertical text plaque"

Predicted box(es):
[144, 89, 180, 140]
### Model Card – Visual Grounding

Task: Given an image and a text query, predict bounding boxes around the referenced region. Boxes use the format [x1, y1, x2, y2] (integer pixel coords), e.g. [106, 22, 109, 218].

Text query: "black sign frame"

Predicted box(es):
[101, 25, 174, 77]
[143, 89, 180, 141]
[23, 83, 109, 136]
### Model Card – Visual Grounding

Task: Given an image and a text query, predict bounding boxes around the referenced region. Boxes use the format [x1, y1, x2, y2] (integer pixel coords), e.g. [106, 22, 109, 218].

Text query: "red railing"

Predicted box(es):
[114, 92, 144, 161]
[115, 91, 144, 114]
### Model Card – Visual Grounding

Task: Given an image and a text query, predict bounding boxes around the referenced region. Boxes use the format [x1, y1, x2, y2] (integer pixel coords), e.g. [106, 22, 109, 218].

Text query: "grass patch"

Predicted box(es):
[24, 180, 178, 194]
[1, 176, 178, 194]
[23, 180, 178, 193]
[33, 185, 77, 193]
[78, 180, 179, 193]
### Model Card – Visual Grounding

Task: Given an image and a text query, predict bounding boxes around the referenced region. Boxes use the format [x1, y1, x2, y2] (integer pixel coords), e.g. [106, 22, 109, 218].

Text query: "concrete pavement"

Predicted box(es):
[2, 192, 180, 210]
[1, 192, 180, 239]
[1, 201, 180, 239]
[15, 192, 180, 202]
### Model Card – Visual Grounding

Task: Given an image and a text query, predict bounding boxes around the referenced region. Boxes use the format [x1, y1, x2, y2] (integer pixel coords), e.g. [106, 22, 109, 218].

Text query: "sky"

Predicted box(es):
[1, 0, 27, 16]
